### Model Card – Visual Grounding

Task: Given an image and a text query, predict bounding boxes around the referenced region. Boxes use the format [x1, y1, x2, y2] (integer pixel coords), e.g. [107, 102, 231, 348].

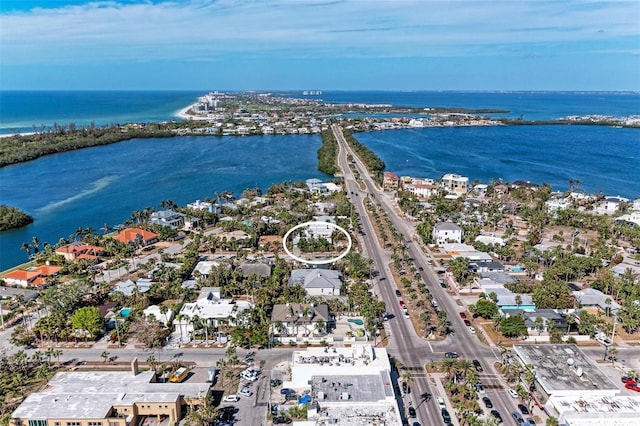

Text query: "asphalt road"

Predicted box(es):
[332, 124, 520, 426]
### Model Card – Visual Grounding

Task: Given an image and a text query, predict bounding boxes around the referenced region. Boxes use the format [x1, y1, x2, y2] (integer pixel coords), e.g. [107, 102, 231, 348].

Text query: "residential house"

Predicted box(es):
[615, 212, 640, 227]
[175, 287, 253, 343]
[470, 261, 505, 273]
[238, 261, 272, 278]
[492, 287, 536, 310]
[522, 309, 569, 335]
[289, 268, 343, 296]
[113, 227, 158, 246]
[573, 288, 621, 314]
[111, 278, 154, 298]
[143, 304, 174, 326]
[186, 199, 219, 214]
[56, 242, 104, 262]
[441, 173, 469, 196]
[383, 172, 399, 191]
[596, 196, 629, 215]
[271, 303, 330, 339]
[432, 222, 463, 245]
[401, 177, 439, 199]
[1, 265, 62, 288]
[149, 209, 187, 229]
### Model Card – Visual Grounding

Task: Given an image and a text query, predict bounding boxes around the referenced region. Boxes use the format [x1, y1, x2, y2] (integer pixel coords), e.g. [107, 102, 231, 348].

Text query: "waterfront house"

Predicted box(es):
[113, 227, 158, 246]
[441, 173, 468, 196]
[149, 209, 187, 229]
[2, 265, 62, 288]
[56, 242, 104, 262]
[383, 172, 399, 191]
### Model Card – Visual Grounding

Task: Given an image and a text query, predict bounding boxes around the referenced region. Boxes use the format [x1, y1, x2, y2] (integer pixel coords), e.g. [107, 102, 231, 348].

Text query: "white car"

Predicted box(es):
[239, 387, 252, 397]
[437, 396, 446, 410]
[507, 389, 519, 398]
[223, 394, 240, 402]
[469, 326, 476, 334]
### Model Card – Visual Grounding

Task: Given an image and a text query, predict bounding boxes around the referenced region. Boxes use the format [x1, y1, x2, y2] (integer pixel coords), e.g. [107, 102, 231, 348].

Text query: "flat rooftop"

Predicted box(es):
[311, 402, 402, 426]
[549, 395, 640, 426]
[310, 372, 394, 402]
[12, 370, 210, 420]
[513, 345, 618, 395]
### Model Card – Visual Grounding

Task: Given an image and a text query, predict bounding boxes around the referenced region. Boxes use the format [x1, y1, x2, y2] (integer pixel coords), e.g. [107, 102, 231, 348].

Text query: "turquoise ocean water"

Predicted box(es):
[0, 91, 638, 270]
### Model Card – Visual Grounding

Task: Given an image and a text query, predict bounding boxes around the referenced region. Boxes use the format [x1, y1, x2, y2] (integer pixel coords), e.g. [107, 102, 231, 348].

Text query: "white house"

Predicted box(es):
[175, 287, 253, 344]
[441, 173, 469, 196]
[596, 196, 629, 215]
[432, 222, 463, 245]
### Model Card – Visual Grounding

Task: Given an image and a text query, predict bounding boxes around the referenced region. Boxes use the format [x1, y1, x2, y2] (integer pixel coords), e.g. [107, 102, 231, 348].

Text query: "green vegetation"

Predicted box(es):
[317, 129, 338, 175]
[497, 315, 528, 338]
[0, 123, 174, 167]
[342, 129, 385, 181]
[0, 205, 33, 231]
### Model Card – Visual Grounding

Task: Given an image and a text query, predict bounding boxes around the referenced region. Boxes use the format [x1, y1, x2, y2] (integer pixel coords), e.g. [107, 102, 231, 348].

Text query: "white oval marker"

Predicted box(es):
[282, 221, 352, 265]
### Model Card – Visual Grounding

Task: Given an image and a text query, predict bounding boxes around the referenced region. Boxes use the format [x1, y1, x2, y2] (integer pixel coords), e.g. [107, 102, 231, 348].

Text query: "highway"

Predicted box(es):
[332, 124, 519, 426]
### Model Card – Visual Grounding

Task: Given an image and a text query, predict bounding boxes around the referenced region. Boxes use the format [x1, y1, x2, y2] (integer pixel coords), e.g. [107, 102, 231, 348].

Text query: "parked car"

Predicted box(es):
[526, 418, 536, 425]
[402, 381, 410, 394]
[482, 396, 493, 408]
[469, 326, 476, 334]
[239, 387, 252, 397]
[399, 300, 406, 308]
[441, 408, 451, 424]
[395, 289, 402, 297]
[270, 378, 283, 387]
[408, 406, 416, 418]
[508, 388, 519, 398]
[284, 393, 299, 401]
[625, 381, 640, 392]
[512, 411, 524, 424]
[464, 319, 471, 326]
[444, 352, 459, 359]
[222, 394, 240, 402]
[437, 396, 446, 410]
[490, 410, 503, 423]
[273, 416, 292, 424]
[431, 299, 438, 307]
[412, 422, 421, 426]
[621, 376, 636, 384]
[475, 383, 485, 394]
[518, 404, 530, 415]
[459, 312, 467, 319]
[280, 388, 295, 395]
[473, 359, 483, 372]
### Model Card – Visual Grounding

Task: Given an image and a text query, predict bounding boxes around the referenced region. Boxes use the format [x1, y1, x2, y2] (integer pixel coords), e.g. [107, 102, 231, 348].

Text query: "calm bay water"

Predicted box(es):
[356, 125, 640, 197]
[0, 90, 639, 270]
[0, 135, 327, 270]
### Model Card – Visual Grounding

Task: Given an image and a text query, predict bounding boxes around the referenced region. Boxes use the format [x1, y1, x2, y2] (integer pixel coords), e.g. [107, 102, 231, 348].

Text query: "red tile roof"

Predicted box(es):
[113, 228, 158, 244]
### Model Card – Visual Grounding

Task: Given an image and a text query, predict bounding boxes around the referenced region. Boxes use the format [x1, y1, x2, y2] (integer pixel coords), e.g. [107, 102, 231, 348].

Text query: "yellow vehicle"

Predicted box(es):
[169, 367, 188, 383]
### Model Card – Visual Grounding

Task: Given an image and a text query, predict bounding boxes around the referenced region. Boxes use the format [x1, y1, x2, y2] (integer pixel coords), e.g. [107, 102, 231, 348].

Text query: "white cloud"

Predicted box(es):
[1, 0, 638, 65]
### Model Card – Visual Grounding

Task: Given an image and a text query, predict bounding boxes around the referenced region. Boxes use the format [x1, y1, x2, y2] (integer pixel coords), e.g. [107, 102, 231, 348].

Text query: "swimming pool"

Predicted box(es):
[119, 308, 132, 318]
[347, 318, 364, 326]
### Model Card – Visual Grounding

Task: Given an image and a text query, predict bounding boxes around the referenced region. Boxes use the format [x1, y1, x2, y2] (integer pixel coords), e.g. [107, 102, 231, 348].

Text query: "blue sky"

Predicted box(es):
[1, 0, 639, 90]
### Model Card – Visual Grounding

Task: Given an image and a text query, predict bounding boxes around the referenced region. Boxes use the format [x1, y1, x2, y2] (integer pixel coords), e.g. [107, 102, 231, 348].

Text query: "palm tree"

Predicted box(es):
[32, 236, 40, 254]
[402, 371, 414, 390]
[20, 242, 32, 260]
[608, 347, 618, 364]
[101, 350, 110, 363]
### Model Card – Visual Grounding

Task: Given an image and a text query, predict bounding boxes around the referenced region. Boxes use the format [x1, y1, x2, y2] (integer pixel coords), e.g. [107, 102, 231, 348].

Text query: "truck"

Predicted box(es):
[169, 367, 189, 383]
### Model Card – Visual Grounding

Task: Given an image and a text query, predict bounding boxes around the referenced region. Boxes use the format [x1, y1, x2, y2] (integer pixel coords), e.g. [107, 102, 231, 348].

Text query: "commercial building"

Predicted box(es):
[512, 344, 618, 400]
[10, 360, 210, 426]
[286, 345, 403, 425]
